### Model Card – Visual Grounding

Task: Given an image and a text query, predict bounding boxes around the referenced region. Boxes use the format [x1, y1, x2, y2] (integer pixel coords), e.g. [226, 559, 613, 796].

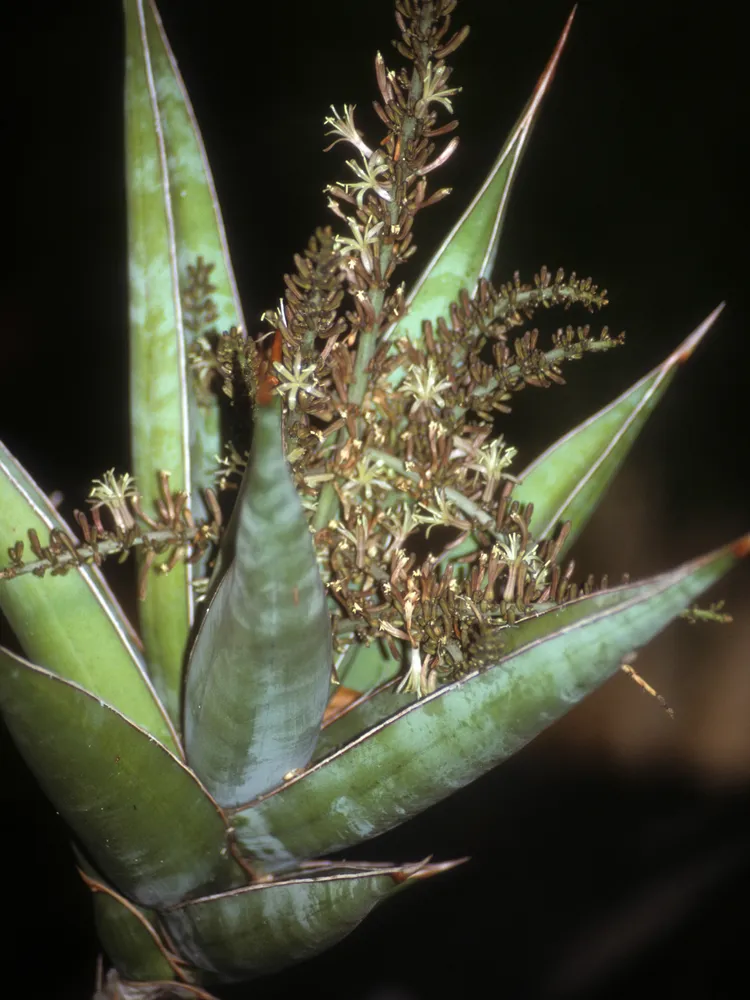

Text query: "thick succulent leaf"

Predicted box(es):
[384, 9, 575, 387]
[78, 864, 179, 983]
[0, 649, 242, 906]
[514, 306, 724, 555]
[336, 639, 402, 692]
[185, 400, 333, 807]
[125, 0, 192, 719]
[0, 441, 177, 752]
[231, 536, 748, 868]
[313, 684, 415, 762]
[139, 0, 245, 507]
[78, 859, 218, 995]
[162, 860, 461, 980]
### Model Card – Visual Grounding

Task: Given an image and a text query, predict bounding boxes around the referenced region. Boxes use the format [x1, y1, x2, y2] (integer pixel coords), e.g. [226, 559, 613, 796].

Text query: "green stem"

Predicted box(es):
[367, 448, 498, 535]
[0, 526, 214, 582]
[315, 14, 437, 533]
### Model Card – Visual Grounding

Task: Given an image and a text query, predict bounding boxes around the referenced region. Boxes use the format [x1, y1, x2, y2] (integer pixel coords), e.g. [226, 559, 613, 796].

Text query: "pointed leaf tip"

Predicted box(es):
[672, 302, 725, 364]
[231, 534, 742, 868]
[162, 862, 443, 979]
[391, 857, 470, 884]
[384, 5, 577, 384]
[185, 394, 332, 806]
[543, 7, 577, 85]
[512, 306, 728, 555]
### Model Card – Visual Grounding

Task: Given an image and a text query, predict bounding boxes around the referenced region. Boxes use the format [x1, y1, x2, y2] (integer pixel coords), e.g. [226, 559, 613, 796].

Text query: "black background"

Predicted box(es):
[3, 2, 749, 998]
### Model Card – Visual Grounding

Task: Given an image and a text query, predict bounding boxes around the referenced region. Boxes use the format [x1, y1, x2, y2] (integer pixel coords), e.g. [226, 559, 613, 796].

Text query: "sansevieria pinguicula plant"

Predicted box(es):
[1, 2, 746, 997]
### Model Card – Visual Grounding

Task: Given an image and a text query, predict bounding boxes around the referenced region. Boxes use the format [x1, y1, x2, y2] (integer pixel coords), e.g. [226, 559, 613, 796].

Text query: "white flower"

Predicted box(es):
[272, 352, 325, 411]
[421, 62, 461, 112]
[323, 104, 373, 158]
[401, 360, 452, 415]
[334, 215, 385, 274]
[343, 151, 392, 206]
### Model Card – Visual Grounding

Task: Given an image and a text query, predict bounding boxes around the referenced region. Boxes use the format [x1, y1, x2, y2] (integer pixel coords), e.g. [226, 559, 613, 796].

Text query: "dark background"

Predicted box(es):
[3, 2, 748, 997]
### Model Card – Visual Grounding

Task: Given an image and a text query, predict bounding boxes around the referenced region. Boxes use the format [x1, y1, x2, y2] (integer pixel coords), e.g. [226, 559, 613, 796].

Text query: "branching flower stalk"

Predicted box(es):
[0, 2, 745, 996]
[1, 471, 221, 600]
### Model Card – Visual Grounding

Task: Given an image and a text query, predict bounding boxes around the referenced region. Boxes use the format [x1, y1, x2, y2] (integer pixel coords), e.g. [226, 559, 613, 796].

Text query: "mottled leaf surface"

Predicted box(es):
[0, 650, 241, 906]
[185, 401, 332, 807]
[141, 0, 245, 509]
[125, 0, 193, 720]
[163, 861, 458, 980]
[0, 441, 177, 751]
[79, 865, 178, 983]
[231, 537, 747, 868]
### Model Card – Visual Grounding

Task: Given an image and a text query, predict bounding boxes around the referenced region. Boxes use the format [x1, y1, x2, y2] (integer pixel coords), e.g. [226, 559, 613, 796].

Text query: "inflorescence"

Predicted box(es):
[2, 1, 630, 695]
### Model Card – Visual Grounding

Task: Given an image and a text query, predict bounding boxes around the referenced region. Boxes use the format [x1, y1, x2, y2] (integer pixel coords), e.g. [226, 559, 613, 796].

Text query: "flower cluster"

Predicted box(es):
[1, 1, 625, 699]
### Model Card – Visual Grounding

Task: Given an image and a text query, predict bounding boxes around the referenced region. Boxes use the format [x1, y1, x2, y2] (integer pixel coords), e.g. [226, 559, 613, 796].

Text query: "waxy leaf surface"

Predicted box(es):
[185, 402, 332, 807]
[139, 0, 245, 511]
[79, 865, 178, 984]
[314, 685, 415, 762]
[125, 0, 193, 719]
[162, 861, 459, 980]
[0, 650, 241, 906]
[0, 441, 177, 751]
[125, 0, 244, 720]
[231, 537, 747, 868]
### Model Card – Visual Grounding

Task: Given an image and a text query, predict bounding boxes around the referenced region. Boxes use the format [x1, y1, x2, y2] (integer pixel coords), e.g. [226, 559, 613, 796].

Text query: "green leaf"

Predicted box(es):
[184, 400, 333, 808]
[162, 860, 462, 980]
[78, 863, 179, 983]
[0, 441, 178, 752]
[125, 0, 246, 721]
[514, 305, 724, 555]
[139, 0, 246, 507]
[0, 650, 243, 906]
[231, 535, 748, 868]
[336, 639, 402, 693]
[384, 9, 575, 387]
[77, 856, 220, 995]
[313, 684, 415, 763]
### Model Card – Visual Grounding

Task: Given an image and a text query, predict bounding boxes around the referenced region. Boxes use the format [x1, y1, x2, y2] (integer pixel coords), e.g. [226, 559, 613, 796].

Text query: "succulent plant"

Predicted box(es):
[1, 1, 746, 997]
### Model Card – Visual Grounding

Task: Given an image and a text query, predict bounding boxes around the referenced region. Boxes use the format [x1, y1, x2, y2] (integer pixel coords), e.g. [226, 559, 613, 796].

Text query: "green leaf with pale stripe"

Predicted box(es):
[162, 860, 461, 980]
[185, 400, 333, 808]
[384, 9, 575, 387]
[124, 0, 203, 721]
[514, 305, 724, 555]
[0, 649, 243, 906]
[231, 535, 748, 869]
[0, 440, 177, 751]
[140, 0, 245, 509]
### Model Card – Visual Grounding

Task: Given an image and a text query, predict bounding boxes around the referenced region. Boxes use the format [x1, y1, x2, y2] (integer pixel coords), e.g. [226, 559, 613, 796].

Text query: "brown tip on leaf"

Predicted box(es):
[391, 856, 470, 884]
[323, 685, 362, 725]
[257, 330, 283, 406]
[546, 6, 577, 76]
[670, 302, 725, 365]
[76, 867, 102, 893]
[731, 533, 750, 558]
[522, 6, 577, 129]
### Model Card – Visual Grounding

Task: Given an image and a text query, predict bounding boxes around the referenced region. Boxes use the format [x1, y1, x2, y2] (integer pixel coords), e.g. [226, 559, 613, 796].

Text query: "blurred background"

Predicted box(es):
[3, 1, 748, 997]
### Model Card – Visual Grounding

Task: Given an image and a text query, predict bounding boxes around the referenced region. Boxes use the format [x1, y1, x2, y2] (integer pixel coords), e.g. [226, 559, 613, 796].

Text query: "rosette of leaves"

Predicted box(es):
[0, 2, 746, 997]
